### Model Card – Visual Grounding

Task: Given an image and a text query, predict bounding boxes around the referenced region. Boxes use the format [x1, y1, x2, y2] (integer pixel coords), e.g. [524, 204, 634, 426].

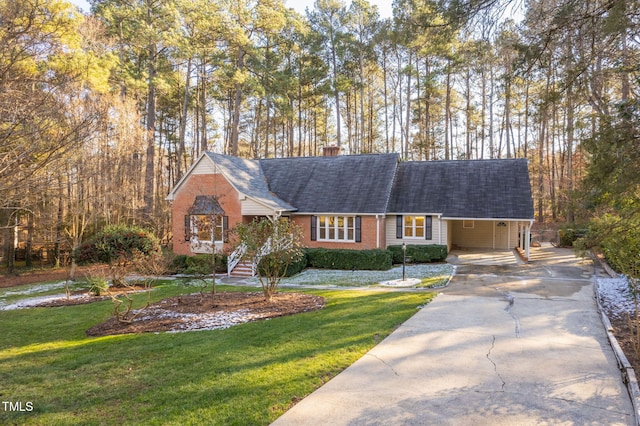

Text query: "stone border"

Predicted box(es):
[592, 252, 640, 425]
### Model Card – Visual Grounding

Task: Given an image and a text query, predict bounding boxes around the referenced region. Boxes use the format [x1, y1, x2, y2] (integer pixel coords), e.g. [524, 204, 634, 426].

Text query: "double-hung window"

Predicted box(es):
[312, 215, 361, 242]
[404, 216, 425, 238]
[396, 215, 433, 240]
[191, 215, 224, 243]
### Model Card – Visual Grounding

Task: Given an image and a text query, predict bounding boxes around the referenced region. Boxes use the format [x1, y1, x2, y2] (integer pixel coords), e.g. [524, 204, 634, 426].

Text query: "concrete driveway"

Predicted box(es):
[272, 244, 635, 425]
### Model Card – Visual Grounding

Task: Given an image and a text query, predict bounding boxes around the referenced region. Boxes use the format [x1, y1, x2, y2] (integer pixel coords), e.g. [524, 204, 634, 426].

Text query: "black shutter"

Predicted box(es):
[396, 215, 403, 239]
[310, 216, 317, 241]
[425, 216, 432, 240]
[184, 215, 191, 241]
[355, 216, 362, 243]
[223, 216, 229, 243]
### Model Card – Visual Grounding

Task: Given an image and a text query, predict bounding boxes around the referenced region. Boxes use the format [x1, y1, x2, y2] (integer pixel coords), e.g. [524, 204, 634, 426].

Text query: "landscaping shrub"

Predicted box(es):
[558, 225, 588, 247]
[387, 244, 448, 264]
[87, 276, 109, 296]
[305, 248, 392, 271]
[185, 254, 228, 274]
[169, 254, 189, 273]
[75, 224, 161, 265]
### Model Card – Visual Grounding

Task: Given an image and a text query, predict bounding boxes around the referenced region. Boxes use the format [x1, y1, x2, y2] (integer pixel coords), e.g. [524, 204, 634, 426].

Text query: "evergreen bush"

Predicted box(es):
[387, 244, 448, 263]
[558, 226, 588, 247]
[305, 248, 392, 271]
[75, 224, 161, 265]
[185, 254, 227, 274]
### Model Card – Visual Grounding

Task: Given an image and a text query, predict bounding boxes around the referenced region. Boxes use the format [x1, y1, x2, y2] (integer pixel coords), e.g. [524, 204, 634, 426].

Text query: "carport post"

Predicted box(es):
[525, 220, 532, 260]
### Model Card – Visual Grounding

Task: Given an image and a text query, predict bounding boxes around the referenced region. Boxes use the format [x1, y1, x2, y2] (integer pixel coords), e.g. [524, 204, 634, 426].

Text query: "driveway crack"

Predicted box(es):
[367, 353, 400, 376]
[487, 335, 506, 391]
[496, 289, 521, 338]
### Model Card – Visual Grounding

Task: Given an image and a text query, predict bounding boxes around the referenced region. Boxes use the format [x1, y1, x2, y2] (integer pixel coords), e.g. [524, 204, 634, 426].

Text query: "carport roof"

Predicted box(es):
[387, 158, 534, 219]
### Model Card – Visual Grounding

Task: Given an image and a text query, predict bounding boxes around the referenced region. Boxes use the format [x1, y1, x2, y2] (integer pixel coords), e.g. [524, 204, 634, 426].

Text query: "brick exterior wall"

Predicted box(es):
[171, 174, 242, 255]
[291, 215, 386, 250]
[170, 174, 388, 255]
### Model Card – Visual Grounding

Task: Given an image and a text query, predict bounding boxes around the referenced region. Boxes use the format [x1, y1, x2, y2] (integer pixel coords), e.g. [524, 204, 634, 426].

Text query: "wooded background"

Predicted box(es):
[1, 0, 638, 268]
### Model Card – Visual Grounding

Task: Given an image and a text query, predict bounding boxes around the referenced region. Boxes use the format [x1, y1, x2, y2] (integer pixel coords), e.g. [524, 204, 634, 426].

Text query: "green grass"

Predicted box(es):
[416, 273, 451, 288]
[0, 282, 434, 425]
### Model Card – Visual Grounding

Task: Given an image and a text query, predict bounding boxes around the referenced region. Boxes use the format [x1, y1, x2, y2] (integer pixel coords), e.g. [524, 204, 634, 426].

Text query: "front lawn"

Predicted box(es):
[0, 281, 434, 425]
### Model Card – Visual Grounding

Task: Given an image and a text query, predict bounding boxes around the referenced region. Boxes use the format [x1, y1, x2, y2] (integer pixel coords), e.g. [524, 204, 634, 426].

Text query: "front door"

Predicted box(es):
[495, 221, 509, 249]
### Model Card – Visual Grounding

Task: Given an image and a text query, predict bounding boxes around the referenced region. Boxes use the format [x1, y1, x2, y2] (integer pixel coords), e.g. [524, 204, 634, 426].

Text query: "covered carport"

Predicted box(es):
[448, 218, 533, 259]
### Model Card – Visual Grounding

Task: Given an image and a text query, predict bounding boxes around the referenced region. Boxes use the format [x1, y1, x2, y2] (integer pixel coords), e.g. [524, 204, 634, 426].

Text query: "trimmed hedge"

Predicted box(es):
[387, 244, 448, 264]
[184, 254, 228, 274]
[305, 248, 392, 271]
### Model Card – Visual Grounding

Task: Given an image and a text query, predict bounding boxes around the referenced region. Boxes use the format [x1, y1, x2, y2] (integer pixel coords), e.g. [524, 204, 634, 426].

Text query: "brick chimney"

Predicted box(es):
[323, 145, 340, 157]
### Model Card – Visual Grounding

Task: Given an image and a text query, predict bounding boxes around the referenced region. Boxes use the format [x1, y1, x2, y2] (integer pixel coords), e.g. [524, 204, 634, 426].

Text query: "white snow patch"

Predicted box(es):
[379, 278, 422, 287]
[1, 293, 90, 310]
[269, 263, 454, 287]
[131, 306, 264, 333]
[1, 281, 73, 296]
[597, 276, 636, 320]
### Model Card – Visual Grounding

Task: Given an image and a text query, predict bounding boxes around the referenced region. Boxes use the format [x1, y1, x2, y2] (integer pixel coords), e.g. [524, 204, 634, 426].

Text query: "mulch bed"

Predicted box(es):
[609, 317, 640, 375]
[86, 292, 325, 336]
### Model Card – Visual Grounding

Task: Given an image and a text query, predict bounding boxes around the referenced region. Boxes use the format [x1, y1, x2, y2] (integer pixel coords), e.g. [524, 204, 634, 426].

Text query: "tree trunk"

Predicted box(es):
[177, 58, 192, 181]
[143, 42, 157, 219]
[444, 61, 452, 160]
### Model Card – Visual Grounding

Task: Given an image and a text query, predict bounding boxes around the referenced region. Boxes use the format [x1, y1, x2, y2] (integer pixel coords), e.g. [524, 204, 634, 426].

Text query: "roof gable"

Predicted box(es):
[259, 154, 399, 214]
[205, 153, 295, 212]
[387, 158, 534, 219]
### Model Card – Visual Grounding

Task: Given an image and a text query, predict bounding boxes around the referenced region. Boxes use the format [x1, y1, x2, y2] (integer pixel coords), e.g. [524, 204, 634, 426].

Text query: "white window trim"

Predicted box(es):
[317, 215, 356, 242]
[404, 216, 425, 239]
[191, 215, 224, 244]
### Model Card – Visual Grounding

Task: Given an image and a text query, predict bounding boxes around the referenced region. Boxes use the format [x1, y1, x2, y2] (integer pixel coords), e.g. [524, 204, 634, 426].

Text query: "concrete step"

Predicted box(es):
[229, 261, 255, 277]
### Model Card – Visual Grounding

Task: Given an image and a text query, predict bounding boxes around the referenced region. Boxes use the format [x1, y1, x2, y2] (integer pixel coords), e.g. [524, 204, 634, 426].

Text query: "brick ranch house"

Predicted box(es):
[166, 150, 534, 275]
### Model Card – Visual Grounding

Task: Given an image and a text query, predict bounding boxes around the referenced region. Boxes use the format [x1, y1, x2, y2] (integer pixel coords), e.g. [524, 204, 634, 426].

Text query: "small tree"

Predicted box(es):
[235, 217, 305, 301]
[108, 250, 169, 324]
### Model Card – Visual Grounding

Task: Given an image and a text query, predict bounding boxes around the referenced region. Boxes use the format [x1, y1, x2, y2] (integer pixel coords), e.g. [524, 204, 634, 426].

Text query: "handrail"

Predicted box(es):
[230, 234, 294, 277]
[251, 235, 293, 275]
[227, 243, 247, 277]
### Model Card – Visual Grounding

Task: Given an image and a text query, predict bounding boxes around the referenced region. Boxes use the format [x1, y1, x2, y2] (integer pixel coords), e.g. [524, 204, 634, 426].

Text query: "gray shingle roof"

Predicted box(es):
[188, 195, 224, 215]
[205, 153, 296, 212]
[387, 158, 534, 219]
[259, 154, 399, 214]
[196, 153, 533, 219]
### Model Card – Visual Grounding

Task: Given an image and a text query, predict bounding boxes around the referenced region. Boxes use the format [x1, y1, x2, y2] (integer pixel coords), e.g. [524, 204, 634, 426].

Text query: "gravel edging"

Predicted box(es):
[592, 252, 640, 426]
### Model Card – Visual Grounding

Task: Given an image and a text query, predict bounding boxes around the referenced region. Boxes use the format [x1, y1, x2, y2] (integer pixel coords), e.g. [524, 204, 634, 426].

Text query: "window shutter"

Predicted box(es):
[425, 216, 432, 240]
[310, 216, 317, 241]
[396, 215, 403, 239]
[355, 216, 362, 243]
[223, 216, 229, 243]
[184, 215, 191, 241]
